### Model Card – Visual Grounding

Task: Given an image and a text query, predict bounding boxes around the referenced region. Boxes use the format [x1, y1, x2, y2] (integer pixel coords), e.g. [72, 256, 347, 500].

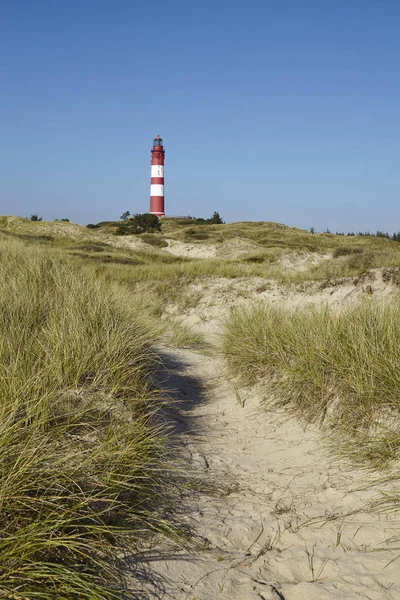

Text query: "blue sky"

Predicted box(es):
[1, 0, 400, 231]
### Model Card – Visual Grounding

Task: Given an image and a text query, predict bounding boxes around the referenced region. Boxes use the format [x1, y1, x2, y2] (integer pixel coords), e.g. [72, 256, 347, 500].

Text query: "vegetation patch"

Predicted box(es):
[333, 246, 363, 258]
[75, 241, 109, 252]
[116, 214, 161, 236]
[167, 318, 206, 347]
[242, 253, 268, 264]
[222, 301, 400, 468]
[0, 229, 54, 243]
[86, 223, 101, 229]
[140, 233, 168, 248]
[184, 229, 210, 241]
[0, 238, 174, 598]
[72, 252, 144, 266]
[345, 250, 375, 271]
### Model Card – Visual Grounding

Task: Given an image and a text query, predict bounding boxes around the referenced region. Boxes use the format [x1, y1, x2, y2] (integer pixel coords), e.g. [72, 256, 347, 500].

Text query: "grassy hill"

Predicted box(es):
[3, 215, 400, 284]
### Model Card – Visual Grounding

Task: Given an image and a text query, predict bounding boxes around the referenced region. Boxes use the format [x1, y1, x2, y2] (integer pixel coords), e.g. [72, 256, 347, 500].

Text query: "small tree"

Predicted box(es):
[210, 211, 224, 224]
[120, 211, 130, 221]
[30, 214, 42, 221]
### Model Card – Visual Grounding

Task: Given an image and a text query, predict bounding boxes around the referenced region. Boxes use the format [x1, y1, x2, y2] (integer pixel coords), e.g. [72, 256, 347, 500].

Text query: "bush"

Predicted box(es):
[116, 213, 162, 236]
[191, 211, 224, 225]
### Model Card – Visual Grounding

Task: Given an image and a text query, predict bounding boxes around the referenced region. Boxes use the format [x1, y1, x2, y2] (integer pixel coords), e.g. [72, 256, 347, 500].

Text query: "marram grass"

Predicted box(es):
[166, 317, 205, 348]
[222, 300, 400, 468]
[0, 237, 172, 598]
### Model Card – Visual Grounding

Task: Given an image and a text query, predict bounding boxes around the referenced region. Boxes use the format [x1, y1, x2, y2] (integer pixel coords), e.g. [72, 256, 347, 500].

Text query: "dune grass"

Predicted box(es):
[0, 237, 175, 598]
[163, 217, 400, 248]
[222, 301, 400, 468]
[166, 318, 206, 348]
[5, 217, 400, 288]
[284, 246, 400, 283]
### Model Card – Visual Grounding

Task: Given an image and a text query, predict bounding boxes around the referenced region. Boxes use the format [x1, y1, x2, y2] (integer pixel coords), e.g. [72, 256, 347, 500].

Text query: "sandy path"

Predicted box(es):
[137, 342, 400, 600]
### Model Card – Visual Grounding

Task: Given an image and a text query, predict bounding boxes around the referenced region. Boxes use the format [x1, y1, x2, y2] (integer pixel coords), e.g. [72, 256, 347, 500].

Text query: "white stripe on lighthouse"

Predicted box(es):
[151, 165, 164, 178]
[150, 184, 164, 196]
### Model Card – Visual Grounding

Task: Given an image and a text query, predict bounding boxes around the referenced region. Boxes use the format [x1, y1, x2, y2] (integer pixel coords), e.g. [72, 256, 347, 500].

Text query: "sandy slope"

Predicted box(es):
[136, 312, 400, 599]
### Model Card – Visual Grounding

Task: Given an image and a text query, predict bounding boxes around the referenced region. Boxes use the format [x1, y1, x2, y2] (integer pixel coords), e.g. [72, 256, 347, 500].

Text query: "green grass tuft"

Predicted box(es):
[140, 233, 169, 248]
[0, 237, 173, 598]
[222, 300, 400, 468]
[167, 318, 206, 347]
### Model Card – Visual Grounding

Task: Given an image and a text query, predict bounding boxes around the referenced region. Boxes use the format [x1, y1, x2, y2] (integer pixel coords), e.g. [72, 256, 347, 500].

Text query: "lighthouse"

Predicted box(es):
[150, 134, 165, 217]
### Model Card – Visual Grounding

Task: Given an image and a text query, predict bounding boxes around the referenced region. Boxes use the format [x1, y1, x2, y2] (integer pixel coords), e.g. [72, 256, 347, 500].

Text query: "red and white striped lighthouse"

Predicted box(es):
[150, 134, 165, 217]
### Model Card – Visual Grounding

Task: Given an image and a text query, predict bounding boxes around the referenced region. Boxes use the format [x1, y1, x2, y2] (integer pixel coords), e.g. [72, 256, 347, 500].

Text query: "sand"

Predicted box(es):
[164, 240, 219, 259]
[135, 271, 400, 599]
[163, 238, 265, 259]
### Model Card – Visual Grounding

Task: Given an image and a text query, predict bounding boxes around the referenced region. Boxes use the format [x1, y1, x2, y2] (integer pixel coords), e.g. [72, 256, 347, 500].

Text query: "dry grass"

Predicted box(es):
[286, 247, 400, 283]
[222, 301, 400, 468]
[4, 217, 400, 285]
[163, 218, 399, 249]
[0, 236, 176, 598]
[166, 318, 206, 348]
[140, 233, 169, 248]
